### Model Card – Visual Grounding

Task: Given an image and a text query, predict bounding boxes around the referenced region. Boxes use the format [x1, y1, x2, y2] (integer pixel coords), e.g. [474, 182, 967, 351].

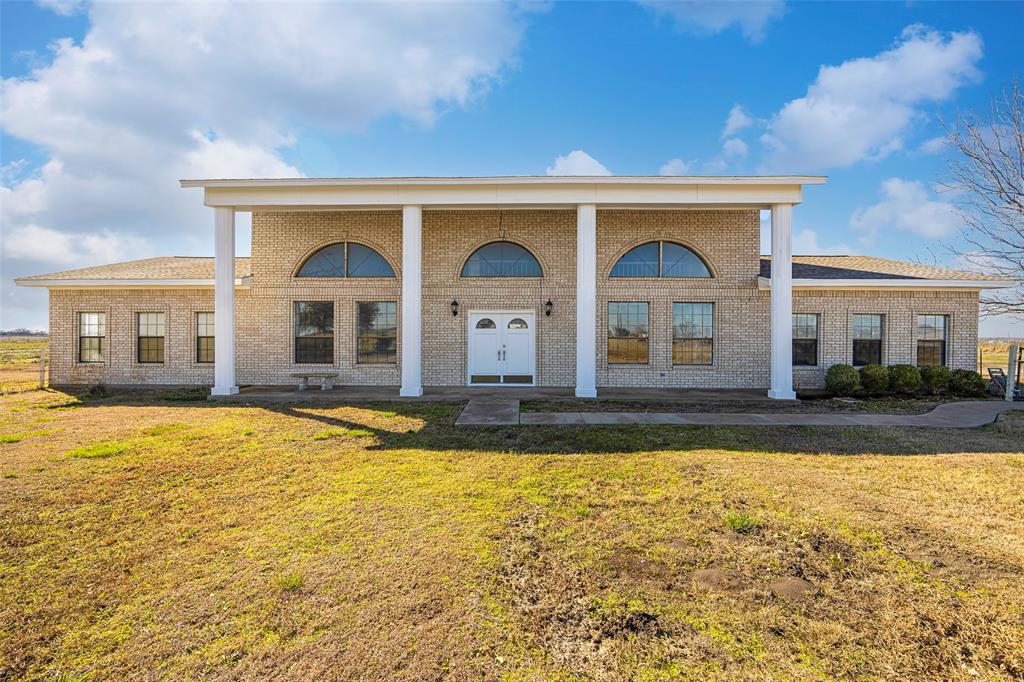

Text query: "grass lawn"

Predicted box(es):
[2, 388, 1024, 680]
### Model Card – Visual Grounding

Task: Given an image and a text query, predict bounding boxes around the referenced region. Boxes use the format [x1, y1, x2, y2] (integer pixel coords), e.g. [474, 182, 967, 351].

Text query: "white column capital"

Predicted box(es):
[575, 204, 597, 398]
[211, 206, 239, 396]
[768, 203, 795, 400]
[400, 205, 423, 397]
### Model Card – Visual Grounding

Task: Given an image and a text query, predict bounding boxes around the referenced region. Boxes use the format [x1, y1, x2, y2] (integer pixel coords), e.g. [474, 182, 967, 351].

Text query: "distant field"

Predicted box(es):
[978, 338, 1023, 377]
[0, 338, 48, 394]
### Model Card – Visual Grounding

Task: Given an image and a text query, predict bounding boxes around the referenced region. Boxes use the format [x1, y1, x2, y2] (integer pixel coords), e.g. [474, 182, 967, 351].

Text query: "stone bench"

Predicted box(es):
[289, 371, 339, 391]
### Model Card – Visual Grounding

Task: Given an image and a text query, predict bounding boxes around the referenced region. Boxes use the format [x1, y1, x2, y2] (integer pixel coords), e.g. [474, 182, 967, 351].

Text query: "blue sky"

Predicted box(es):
[2, 0, 1022, 334]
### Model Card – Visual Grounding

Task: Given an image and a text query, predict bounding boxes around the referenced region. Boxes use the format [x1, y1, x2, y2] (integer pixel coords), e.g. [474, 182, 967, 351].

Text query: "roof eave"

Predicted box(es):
[15, 278, 249, 289]
[757, 276, 1015, 290]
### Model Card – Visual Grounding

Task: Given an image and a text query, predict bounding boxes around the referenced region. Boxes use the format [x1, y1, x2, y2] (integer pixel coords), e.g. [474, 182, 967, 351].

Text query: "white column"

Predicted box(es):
[211, 207, 239, 396]
[575, 204, 598, 398]
[769, 203, 796, 400]
[400, 205, 423, 397]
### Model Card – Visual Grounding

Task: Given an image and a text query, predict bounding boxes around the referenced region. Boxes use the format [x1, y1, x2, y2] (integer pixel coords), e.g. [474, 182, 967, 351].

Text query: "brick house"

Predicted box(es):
[15, 176, 1013, 398]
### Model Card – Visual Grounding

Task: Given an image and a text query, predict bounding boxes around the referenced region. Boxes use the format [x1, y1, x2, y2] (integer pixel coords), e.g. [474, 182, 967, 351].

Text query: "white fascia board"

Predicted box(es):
[757, 276, 1016, 290]
[190, 178, 817, 209]
[180, 175, 828, 188]
[15, 278, 247, 289]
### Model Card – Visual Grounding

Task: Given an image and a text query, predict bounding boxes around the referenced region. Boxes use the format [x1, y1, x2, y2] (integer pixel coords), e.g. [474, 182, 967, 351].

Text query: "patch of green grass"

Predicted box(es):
[0, 429, 52, 444]
[3, 472, 16, 479]
[157, 387, 208, 402]
[275, 573, 304, 592]
[67, 441, 130, 459]
[141, 423, 190, 437]
[312, 427, 374, 441]
[724, 511, 763, 534]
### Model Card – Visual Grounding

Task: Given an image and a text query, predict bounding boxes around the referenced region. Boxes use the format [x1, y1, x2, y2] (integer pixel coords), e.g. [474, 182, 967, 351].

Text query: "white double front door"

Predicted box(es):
[468, 311, 536, 385]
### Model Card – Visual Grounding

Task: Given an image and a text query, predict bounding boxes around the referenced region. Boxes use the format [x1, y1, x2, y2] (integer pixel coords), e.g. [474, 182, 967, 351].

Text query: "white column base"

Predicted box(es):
[574, 388, 597, 398]
[768, 389, 797, 400]
[211, 386, 240, 396]
[399, 386, 423, 397]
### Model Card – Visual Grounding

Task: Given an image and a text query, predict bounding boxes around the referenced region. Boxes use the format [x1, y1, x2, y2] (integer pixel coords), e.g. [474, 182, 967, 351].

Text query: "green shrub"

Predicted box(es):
[951, 369, 986, 397]
[919, 365, 951, 394]
[825, 364, 860, 396]
[859, 364, 890, 395]
[889, 364, 922, 394]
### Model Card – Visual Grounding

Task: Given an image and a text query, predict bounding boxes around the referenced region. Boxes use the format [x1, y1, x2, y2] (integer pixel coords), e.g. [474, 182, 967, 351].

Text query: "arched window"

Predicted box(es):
[296, 242, 395, 278]
[610, 241, 711, 278]
[462, 241, 542, 277]
[476, 318, 496, 329]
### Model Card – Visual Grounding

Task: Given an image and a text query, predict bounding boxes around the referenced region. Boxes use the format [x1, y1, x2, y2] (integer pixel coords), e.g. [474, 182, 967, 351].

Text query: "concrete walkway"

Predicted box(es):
[457, 399, 1024, 428]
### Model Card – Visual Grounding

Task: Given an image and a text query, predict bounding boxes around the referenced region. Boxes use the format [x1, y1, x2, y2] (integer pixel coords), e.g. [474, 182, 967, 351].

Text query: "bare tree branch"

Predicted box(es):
[941, 78, 1024, 317]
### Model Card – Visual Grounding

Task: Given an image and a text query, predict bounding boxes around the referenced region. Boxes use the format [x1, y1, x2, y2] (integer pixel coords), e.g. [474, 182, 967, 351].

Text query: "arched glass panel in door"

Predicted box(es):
[462, 242, 542, 277]
[610, 241, 711, 278]
[507, 318, 528, 329]
[476, 318, 496, 329]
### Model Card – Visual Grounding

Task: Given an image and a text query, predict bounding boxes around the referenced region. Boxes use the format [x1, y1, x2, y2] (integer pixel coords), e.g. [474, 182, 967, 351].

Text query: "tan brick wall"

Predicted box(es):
[46, 209, 983, 391]
[49, 288, 219, 386]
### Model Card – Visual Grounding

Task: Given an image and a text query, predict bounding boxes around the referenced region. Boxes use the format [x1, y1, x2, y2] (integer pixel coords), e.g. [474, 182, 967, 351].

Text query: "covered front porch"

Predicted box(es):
[181, 176, 826, 400]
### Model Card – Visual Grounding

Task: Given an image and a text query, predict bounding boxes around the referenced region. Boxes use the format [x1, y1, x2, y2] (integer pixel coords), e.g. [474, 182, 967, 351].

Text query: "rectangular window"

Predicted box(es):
[78, 312, 106, 363]
[294, 302, 334, 364]
[917, 314, 948, 367]
[852, 314, 883, 366]
[137, 312, 165, 363]
[608, 302, 649, 364]
[196, 312, 215, 363]
[673, 303, 714, 365]
[792, 313, 819, 366]
[357, 301, 397, 364]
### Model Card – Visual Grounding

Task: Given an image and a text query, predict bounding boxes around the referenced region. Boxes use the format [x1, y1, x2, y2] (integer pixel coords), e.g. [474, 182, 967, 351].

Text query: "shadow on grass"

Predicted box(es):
[42, 386, 1024, 457]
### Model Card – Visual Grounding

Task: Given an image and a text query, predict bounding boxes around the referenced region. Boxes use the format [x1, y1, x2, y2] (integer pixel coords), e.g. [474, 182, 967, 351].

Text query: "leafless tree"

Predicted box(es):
[942, 78, 1024, 317]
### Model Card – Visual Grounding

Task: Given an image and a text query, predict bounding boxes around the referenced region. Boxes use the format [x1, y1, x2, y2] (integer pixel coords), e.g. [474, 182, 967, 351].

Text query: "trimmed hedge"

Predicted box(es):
[859, 364, 890, 395]
[951, 369, 986, 397]
[825, 364, 860, 396]
[890, 364, 922, 394]
[919, 365, 951, 394]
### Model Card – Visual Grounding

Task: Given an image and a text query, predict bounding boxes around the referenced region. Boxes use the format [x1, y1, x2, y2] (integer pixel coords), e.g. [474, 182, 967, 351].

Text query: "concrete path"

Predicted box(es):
[457, 399, 1024, 428]
[455, 399, 521, 426]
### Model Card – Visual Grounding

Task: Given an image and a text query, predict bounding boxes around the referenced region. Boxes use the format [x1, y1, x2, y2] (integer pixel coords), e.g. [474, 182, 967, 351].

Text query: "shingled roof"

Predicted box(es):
[16, 257, 252, 283]
[759, 255, 1006, 282]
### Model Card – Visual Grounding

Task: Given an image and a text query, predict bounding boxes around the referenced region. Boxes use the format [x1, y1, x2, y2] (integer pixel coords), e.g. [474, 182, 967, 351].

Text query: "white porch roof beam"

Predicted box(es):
[181, 176, 825, 210]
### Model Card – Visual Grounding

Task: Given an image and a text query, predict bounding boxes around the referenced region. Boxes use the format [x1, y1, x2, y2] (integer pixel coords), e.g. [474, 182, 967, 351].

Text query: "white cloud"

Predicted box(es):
[1, 1, 532, 329]
[917, 136, 948, 154]
[3, 224, 149, 267]
[760, 26, 982, 171]
[722, 137, 749, 158]
[759, 210, 852, 255]
[722, 104, 753, 137]
[546, 150, 612, 176]
[34, 0, 85, 16]
[659, 158, 692, 175]
[638, 0, 785, 42]
[850, 177, 961, 246]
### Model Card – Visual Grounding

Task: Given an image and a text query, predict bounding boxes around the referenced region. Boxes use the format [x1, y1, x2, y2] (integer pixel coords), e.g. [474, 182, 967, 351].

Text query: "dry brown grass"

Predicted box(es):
[0, 339, 47, 395]
[2, 387, 1023, 681]
[977, 338, 1023, 376]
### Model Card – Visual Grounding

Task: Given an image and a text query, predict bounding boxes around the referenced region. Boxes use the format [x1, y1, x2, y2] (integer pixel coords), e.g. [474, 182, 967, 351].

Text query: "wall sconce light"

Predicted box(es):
[450, 300, 459, 316]
[544, 299, 553, 317]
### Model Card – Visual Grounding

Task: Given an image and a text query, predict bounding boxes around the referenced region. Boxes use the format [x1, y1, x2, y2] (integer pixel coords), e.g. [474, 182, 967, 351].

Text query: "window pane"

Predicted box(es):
[852, 314, 882, 340]
[295, 302, 334, 337]
[297, 243, 344, 277]
[507, 318, 528, 329]
[347, 243, 395, 278]
[917, 315, 947, 340]
[917, 340, 946, 367]
[476, 318, 496, 329]
[197, 312, 215, 337]
[610, 242, 659, 278]
[79, 337, 104, 363]
[138, 312, 165, 337]
[357, 301, 397, 363]
[853, 340, 882, 366]
[672, 303, 713, 365]
[608, 302, 649, 363]
[294, 337, 333, 364]
[792, 314, 818, 340]
[138, 336, 165, 363]
[79, 312, 105, 337]
[461, 241, 542, 277]
[661, 242, 711, 278]
[793, 339, 818, 366]
[197, 336, 215, 363]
